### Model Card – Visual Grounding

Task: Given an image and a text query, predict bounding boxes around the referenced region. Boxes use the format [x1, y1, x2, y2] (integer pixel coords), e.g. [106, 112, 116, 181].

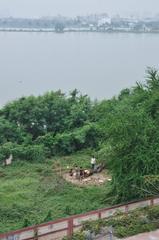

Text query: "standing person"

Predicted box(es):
[91, 155, 96, 170]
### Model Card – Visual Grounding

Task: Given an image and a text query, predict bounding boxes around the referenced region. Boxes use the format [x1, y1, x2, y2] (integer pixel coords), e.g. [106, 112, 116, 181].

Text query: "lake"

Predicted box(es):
[0, 32, 158, 106]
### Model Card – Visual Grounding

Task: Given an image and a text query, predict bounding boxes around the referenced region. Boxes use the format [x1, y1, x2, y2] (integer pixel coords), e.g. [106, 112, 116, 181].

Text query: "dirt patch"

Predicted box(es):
[62, 170, 111, 186]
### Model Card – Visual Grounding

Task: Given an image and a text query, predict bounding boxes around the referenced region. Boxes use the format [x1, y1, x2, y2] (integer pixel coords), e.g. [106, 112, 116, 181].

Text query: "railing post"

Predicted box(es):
[125, 205, 129, 214]
[150, 198, 154, 206]
[34, 226, 38, 240]
[67, 218, 73, 237]
[98, 211, 102, 219]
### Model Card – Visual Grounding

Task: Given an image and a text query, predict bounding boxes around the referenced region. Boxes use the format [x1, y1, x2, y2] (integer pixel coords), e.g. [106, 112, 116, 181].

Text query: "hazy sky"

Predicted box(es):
[0, 0, 159, 18]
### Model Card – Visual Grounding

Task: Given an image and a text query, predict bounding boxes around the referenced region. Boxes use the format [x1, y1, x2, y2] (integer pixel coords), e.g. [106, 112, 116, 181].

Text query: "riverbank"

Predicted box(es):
[0, 28, 159, 33]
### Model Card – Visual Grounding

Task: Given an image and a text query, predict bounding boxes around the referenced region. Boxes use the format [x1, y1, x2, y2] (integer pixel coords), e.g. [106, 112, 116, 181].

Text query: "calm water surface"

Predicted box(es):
[0, 32, 159, 106]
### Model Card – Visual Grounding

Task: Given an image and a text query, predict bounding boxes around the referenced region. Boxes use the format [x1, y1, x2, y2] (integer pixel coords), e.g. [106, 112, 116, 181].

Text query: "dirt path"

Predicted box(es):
[62, 171, 111, 186]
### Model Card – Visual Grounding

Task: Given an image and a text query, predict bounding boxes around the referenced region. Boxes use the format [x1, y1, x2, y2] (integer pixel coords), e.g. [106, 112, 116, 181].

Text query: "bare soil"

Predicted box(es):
[62, 170, 111, 186]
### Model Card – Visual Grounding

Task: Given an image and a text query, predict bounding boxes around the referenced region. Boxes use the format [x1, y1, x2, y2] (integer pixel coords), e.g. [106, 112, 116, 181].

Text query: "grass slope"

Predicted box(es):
[0, 153, 109, 233]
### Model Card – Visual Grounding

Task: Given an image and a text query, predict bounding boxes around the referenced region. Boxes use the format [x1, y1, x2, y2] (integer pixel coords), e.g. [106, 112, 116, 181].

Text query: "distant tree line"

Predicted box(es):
[0, 16, 159, 32]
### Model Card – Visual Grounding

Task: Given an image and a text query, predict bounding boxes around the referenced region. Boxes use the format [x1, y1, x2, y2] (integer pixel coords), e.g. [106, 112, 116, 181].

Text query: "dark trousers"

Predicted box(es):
[91, 164, 95, 170]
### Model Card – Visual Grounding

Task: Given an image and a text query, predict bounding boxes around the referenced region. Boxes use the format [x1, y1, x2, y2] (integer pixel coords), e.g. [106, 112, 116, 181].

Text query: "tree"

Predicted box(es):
[0, 117, 25, 144]
[145, 67, 159, 91]
[55, 22, 64, 32]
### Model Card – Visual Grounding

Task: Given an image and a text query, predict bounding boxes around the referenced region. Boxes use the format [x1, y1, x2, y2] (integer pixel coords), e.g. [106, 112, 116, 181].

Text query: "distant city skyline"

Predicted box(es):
[0, 0, 159, 18]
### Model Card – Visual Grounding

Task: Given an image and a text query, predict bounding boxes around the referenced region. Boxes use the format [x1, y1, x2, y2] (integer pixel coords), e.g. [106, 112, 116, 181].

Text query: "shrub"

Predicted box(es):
[64, 206, 72, 215]
[35, 123, 101, 156]
[0, 143, 46, 163]
[63, 232, 85, 240]
[147, 206, 159, 220]
[23, 219, 31, 228]
[12, 144, 46, 162]
[0, 142, 14, 163]
[43, 210, 53, 222]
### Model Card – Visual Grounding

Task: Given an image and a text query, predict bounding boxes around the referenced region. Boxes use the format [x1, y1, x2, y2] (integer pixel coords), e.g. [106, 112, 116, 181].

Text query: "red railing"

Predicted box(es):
[0, 196, 159, 240]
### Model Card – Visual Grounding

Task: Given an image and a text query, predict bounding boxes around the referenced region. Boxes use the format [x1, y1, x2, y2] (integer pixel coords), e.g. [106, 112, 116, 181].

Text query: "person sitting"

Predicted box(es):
[74, 165, 80, 180]
[69, 168, 73, 177]
[80, 167, 84, 180]
[96, 163, 105, 173]
[83, 169, 93, 178]
[84, 169, 90, 178]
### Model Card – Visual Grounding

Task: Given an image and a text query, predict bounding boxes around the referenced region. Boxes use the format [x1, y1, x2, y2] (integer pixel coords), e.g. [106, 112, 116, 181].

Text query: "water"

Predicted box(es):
[0, 32, 158, 106]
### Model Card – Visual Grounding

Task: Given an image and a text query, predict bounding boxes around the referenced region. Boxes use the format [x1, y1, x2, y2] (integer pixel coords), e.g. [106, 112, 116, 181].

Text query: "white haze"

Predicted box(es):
[0, 0, 159, 18]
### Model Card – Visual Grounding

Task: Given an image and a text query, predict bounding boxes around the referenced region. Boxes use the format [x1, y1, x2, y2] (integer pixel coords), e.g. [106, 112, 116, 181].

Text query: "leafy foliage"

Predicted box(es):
[0, 90, 92, 140]
[36, 123, 101, 156]
[92, 68, 159, 202]
[0, 143, 46, 163]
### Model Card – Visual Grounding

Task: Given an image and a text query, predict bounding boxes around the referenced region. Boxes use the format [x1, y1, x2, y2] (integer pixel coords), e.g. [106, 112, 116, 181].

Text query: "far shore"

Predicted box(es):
[0, 28, 159, 34]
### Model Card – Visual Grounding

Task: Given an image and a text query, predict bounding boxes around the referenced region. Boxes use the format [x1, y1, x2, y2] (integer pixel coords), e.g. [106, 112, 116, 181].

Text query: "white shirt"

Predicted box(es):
[5, 154, 13, 165]
[91, 157, 96, 164]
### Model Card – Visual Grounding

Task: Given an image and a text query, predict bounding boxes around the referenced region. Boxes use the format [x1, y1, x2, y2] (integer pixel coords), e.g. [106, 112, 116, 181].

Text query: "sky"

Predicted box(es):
[0, 0, 159, 18]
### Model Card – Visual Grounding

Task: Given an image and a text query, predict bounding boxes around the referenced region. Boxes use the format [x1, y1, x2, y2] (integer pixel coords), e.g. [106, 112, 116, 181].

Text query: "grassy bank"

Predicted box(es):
[0, 153, 110, 233]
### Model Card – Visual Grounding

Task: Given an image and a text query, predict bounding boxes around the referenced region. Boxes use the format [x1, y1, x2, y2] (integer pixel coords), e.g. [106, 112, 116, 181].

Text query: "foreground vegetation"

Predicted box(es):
[64, 205, 159, 239]
[1, 68, 159, 232]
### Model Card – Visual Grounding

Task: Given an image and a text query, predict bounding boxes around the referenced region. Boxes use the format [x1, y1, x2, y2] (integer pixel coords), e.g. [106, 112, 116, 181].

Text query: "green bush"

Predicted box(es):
[115, 226, 129, 238]
[43, 210, 53, 222]
[36, 123, 101, 156]
[0, 142, 14, 163]
[12, 144, 46, 162]
[0, 143, 46, 163]
[23, 219, 31, 228]
[147, 206, 159, 220]
[63, 232, 85, 240]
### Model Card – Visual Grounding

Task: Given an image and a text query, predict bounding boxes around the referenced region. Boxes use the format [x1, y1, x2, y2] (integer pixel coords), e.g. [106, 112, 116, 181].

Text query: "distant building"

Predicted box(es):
[98, 17, 111, 27]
